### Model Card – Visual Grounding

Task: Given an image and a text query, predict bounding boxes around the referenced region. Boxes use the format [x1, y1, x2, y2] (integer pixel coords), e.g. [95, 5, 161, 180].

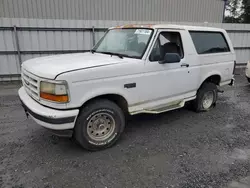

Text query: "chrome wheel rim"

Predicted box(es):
[87, 112, 115, 141]
[202, 91, 214, 109]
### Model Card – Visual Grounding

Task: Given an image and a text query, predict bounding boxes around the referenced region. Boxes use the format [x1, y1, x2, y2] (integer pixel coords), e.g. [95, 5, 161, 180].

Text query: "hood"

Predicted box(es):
[22, 52, 126, 79]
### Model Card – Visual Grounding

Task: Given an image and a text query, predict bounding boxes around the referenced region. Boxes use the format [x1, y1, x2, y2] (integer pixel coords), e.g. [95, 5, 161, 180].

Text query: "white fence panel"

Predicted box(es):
[228, 32, 250, 48]
[0, 31, 15, 51]
[0, 55, 19, 75]
[235, 49, 250, 65]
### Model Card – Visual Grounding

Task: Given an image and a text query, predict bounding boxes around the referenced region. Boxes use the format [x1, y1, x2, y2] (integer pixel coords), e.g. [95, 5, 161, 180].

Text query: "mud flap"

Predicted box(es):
[20, 101, 29, 119]
[229, 78, 235, 86]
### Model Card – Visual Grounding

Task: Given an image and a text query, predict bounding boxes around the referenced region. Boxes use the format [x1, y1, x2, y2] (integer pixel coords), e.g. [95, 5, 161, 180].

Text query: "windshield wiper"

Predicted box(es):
[90, 49, 96, 54]
[97, 51, 124, 59]
[121, 54, 139, 59]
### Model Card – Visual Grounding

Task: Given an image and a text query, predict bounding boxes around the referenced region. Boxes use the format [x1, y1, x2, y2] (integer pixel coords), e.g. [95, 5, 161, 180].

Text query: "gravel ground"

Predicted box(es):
[0, 75, 250, 188]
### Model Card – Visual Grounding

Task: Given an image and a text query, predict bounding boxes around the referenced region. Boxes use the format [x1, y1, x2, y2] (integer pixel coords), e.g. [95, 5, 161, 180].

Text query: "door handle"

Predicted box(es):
[181, 63, 189, 67]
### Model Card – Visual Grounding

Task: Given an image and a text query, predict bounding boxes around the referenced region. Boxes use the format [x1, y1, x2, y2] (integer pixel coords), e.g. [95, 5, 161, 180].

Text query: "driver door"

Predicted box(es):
[139, 29, 198, 109]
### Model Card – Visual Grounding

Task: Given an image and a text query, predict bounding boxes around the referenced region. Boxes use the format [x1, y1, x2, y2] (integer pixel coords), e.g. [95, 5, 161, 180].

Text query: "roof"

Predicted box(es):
[111, 24, 225, 32]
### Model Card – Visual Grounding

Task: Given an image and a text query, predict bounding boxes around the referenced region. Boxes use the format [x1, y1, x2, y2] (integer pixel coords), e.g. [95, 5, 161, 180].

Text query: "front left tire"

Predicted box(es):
[74, 99, 125, 151]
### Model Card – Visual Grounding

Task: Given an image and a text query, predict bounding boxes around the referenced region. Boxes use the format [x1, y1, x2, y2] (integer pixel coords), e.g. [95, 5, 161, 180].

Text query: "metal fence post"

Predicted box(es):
[92, 26, 96, 46]
[13, 25, 22, 67]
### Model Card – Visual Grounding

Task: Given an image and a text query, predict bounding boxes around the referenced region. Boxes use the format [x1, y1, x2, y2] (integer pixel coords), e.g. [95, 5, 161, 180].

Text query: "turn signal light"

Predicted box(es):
[40, 92, 69, 103]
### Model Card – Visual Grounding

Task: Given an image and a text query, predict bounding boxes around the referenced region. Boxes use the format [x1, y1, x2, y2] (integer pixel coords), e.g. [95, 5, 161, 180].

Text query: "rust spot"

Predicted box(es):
[114, 25, 122, 29]
[123, 24, 136, 28]
[144, 24, 154, 28]
[114, 24, 154, 29]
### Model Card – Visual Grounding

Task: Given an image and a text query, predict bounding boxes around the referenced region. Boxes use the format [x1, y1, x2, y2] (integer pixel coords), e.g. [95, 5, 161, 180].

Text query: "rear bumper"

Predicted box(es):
[246, 61, 250, 78]
[246, 69, 250, 78]
[18, 87, 79, 130]
[220, 77, 235, 87]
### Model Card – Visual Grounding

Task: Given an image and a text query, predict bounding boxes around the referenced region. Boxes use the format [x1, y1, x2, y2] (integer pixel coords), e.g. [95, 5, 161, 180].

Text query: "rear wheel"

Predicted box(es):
[74, 99, 125, 151]
[193, 82, 218, 112]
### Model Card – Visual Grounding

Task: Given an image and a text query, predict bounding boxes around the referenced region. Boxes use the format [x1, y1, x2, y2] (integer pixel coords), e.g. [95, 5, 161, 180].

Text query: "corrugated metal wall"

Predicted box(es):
[0, 0, 224, 22]
[0, 18, 250, 81]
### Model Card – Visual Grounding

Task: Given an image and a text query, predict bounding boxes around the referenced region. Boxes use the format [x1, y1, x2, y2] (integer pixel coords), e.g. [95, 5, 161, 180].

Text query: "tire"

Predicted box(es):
[74, 99, 125, 151]
[248, 77, 250, 83]
[192, 82, 218, 112]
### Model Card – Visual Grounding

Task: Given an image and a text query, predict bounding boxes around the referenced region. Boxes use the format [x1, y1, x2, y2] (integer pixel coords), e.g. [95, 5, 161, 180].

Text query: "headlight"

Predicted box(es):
[40, 81, 69, 103]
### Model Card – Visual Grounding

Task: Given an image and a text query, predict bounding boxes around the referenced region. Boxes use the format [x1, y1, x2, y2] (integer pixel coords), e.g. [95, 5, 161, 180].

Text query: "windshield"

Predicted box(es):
[92, 28, 153, 59]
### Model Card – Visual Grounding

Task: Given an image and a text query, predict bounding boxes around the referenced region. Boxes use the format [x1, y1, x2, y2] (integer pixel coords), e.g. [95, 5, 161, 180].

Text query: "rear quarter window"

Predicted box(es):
[189, 31, 230, 54]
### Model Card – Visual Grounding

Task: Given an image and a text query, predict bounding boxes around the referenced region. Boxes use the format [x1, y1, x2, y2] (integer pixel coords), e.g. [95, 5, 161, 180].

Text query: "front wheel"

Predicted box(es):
[192, 82, 218, 112]
[74, 99, 125, 151]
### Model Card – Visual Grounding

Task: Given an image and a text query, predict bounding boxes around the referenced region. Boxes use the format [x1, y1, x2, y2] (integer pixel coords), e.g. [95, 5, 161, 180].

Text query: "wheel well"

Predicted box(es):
[203, 75, 221, 86]
[82, 94, 128, 114]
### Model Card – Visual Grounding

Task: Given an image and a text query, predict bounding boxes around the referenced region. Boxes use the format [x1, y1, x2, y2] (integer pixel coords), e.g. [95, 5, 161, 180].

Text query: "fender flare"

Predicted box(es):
[199, 71, 222, 88]
[79, 88, 129, 108]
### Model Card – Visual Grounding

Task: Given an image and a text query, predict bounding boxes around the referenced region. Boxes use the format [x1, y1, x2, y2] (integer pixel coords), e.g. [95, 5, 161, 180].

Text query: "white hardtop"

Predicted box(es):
[110, 24, 225, 32]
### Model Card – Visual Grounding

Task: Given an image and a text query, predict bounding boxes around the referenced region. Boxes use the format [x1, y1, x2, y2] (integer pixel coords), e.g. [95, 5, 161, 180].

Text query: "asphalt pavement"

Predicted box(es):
[0, 75, 250, 188]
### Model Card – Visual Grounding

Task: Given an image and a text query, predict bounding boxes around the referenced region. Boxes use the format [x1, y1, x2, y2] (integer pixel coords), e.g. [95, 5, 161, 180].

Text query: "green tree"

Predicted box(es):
[241, 0, 250, 23]
[226, 0, 241, 18]
[224, 16, 242, 23]
[224, 0, 242, 23]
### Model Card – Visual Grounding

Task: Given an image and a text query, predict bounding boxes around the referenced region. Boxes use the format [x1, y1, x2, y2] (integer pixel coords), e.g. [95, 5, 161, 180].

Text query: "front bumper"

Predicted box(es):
[18, 87, 79, 130]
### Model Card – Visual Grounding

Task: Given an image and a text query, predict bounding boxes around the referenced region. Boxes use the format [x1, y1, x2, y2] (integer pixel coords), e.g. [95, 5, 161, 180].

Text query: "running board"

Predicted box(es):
[140, 101, 185, 114]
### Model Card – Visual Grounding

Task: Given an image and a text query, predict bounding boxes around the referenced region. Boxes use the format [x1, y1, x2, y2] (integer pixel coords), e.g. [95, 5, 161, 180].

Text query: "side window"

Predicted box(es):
[149, 32, 184, 61]
[189, 31, 230, 54]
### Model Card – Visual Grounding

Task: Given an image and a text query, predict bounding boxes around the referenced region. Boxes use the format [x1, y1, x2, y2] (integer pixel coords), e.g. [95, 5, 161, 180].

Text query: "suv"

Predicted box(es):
[19, 24, 236, 151]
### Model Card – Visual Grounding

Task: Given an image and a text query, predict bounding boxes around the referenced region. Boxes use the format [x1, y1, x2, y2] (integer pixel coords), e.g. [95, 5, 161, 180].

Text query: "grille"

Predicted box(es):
[22, 68, 40, 101]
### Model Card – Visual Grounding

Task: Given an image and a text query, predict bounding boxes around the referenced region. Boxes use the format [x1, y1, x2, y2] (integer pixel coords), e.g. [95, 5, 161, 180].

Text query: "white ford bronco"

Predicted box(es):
[19, 24, 236, 150]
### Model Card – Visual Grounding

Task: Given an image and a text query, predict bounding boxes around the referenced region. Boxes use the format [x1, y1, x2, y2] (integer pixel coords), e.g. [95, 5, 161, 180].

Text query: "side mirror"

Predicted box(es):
[159, 53, 181, 64]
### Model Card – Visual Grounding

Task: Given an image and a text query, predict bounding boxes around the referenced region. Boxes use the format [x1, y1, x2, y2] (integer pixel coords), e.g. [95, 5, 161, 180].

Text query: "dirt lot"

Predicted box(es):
[0, 75, 250, 188]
